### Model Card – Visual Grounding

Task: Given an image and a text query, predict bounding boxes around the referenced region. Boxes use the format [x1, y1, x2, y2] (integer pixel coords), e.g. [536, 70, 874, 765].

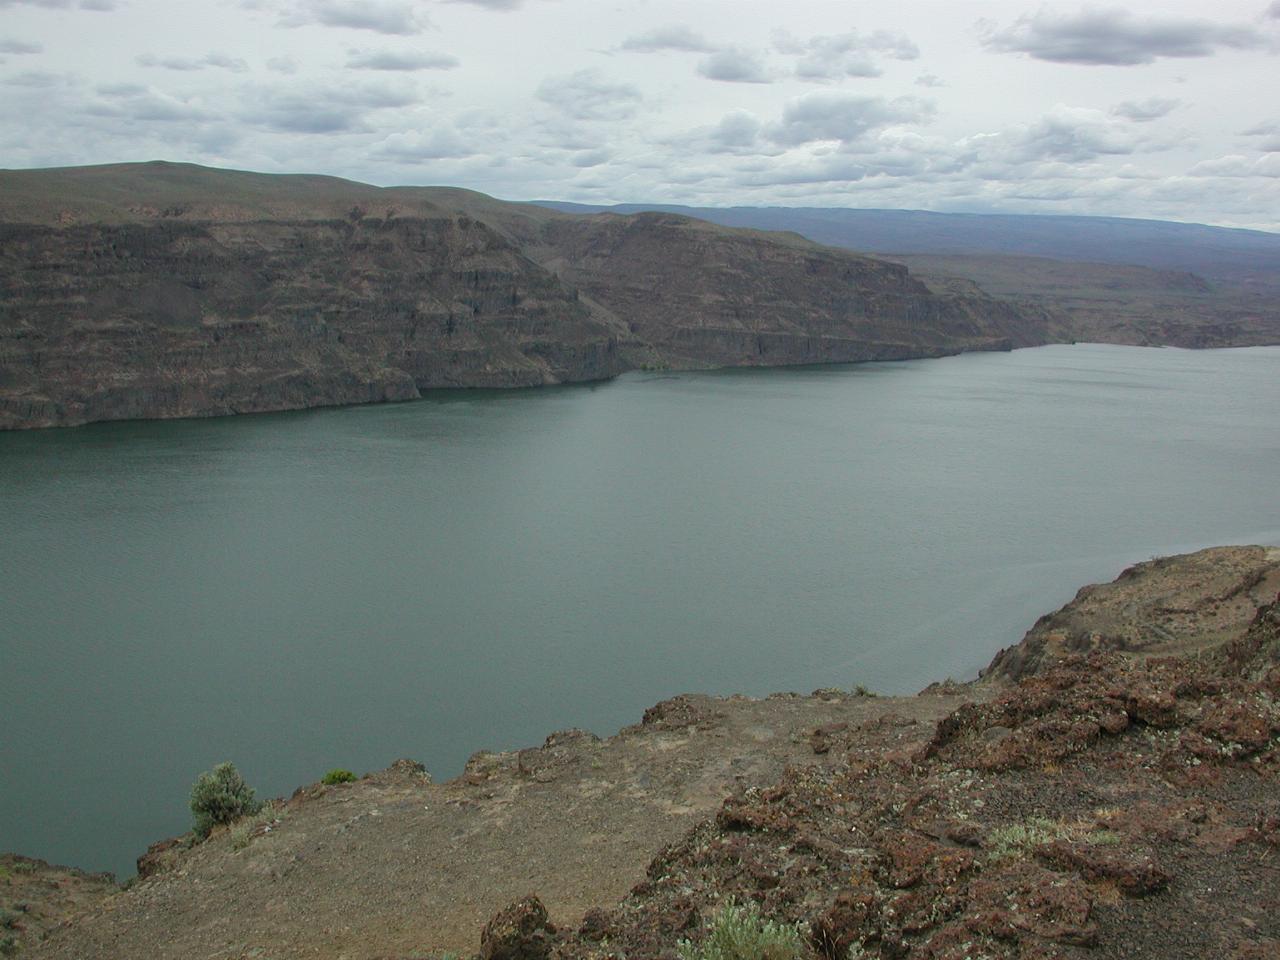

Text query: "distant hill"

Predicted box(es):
[537, 201, 1280, 349]
[535, 202, 1280, 290]
[0, 162, 1052, 429]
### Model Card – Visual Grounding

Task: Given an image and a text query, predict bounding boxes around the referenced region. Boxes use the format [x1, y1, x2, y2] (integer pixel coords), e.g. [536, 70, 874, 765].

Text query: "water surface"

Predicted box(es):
[2, 344, 1278, 877]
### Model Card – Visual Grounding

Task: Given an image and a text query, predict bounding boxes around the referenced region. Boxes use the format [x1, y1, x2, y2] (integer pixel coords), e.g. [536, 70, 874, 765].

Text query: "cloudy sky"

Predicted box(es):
[2, 0, 1279, 228]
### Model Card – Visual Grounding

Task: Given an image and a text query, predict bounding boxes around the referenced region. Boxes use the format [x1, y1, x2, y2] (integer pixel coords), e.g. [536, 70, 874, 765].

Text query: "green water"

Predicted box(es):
[2, 343, 1278, 878]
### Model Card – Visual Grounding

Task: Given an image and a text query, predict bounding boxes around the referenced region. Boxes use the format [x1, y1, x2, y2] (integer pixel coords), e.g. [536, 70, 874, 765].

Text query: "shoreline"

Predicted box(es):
[7, 340, 1280, 434]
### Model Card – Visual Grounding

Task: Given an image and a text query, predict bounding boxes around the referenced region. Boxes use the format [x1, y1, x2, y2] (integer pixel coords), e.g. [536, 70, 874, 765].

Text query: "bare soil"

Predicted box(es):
[21, 690, 975, 959]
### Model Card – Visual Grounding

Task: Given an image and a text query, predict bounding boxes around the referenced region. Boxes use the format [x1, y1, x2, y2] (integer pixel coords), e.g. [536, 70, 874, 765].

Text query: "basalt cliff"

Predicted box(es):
[0, 161, 1062, 429]
[6, 545, 1280, 959]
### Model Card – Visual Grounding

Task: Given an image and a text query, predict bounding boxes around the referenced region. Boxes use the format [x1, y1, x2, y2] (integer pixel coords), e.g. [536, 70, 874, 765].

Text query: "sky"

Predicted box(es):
[1, 0, 1279, 228]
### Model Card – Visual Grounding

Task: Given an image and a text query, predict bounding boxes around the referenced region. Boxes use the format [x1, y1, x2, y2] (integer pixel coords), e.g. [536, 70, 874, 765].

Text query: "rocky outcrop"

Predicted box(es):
[982, 545, 1280, 683]
[0, 161, 1060, 429]
[534, 592, 1280, 960]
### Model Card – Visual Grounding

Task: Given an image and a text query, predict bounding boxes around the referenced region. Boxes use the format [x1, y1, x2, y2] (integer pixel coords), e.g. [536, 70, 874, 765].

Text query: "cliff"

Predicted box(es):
[0, 161, 1062, 429]
[8, 545, 1280, 959]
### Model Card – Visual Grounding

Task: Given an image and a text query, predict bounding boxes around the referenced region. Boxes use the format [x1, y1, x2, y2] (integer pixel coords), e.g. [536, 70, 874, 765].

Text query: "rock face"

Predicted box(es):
[531, 213, 1057, 371]
[0, 161, 1059, 429]
[0, 213, 623, 429]
[982, 545, 1280, 683]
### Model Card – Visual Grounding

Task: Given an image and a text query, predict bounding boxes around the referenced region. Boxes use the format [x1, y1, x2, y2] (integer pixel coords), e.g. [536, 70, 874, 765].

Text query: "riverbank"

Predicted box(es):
[6, 544, 1278, 958]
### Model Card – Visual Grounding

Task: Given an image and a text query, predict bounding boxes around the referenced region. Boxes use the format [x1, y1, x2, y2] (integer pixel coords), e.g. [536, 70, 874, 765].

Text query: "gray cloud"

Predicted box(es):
[266, 56, 298, 73]
[0, 0, 115, 7]
[697, 48, 773, 83]
[914, 73, 945, 87]
[136, 52, 249, 72]
[1011, 109, 1146, 162]
[0, 38, 42, 54]
[620, 24, 715, 53]
[1268, 1, 1280, 18]
[95, 82, 145, 96]
[2, 69, 65, 86]
[284, 1, 427, 35]
[774, 29, 919, 83]
[1111, 97, 1180, 121]
[1189, 154, 1280, 177]
[243, 80, 418, 133]
[708, 110, 763, 151]
[446, 0, 524, 8]
[83, 87, 215, 123]
[1242, 119, 1280, 151]
[570, 148, 610, 168]
[663, 109, 771, 157]
[536, 69, 641, 121]
[982, 8, 1265, 65]
[769, 93, 934, 146]
[346, 49, 459, 70]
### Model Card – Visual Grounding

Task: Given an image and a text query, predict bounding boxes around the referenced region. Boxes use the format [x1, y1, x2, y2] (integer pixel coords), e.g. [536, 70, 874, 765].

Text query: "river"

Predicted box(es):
[2, 343, 1278, 877]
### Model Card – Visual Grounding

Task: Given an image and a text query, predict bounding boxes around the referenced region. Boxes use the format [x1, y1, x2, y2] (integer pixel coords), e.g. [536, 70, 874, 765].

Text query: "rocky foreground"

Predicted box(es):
[4, 545, 1279, 959]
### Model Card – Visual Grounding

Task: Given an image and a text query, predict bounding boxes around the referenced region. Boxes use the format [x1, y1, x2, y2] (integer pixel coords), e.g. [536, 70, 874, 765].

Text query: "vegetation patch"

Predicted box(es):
[190, 762, 262, 839]
[678, 900, 808, 960]
[321, 768, 357, 785]
[985, 817, 1119, 863]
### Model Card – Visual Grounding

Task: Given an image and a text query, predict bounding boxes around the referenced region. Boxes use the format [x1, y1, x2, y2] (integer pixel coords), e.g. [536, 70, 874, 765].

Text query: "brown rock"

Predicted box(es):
[811, 890, 879, 958]
[1038, 840, 1170, 896]
[136, 836, 186, 880]
[480, 895, 558, 960]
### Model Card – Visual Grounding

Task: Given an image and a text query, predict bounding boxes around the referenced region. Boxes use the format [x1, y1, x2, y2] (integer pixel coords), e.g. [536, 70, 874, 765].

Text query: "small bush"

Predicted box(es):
[677, 900, 806, 960]
[0, 934, 17, 956]
[321, 768, 357, 785]
[189, 762, 262, 839]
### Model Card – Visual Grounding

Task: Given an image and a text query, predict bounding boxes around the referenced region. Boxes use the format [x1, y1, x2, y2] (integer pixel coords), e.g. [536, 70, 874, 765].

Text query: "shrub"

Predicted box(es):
[189, 762, 262, 839]
[677, 900, 806, 960]
[321, 768, 357, 785]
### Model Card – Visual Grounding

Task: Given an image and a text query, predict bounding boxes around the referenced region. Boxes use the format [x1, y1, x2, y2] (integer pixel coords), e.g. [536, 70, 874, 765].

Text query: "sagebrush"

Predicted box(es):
[189, 762, 261, 839]
[677, 900, 806, 960]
